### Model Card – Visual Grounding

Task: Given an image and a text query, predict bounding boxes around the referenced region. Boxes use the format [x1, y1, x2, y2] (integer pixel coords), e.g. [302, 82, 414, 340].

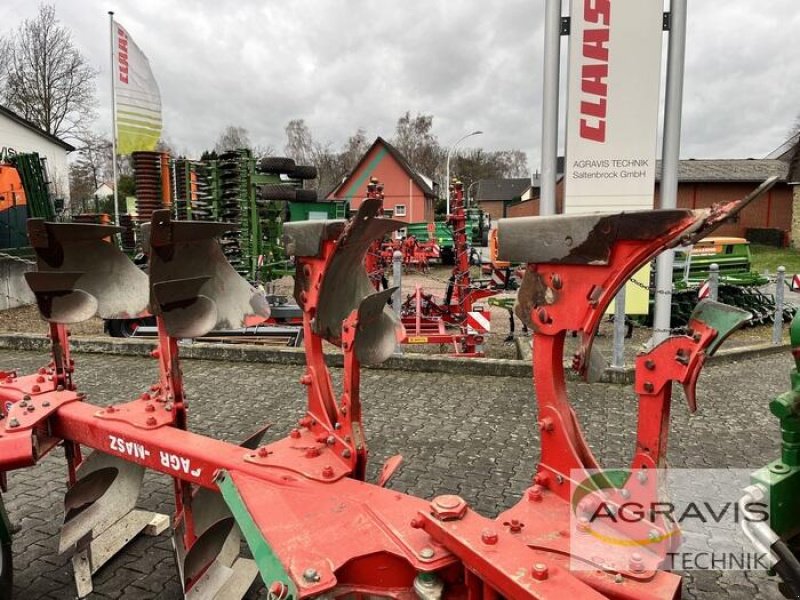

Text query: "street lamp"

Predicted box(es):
[445, 130, 483, 215]
[466, 181, 480, 208]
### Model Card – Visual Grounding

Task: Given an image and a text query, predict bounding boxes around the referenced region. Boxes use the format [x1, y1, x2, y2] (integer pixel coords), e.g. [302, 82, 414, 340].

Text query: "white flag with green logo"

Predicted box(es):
[113, 21, 162, 154]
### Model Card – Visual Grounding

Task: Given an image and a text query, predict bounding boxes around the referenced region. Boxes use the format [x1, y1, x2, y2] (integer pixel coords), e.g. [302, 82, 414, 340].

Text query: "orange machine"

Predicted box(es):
[0, 162, 29, 248]
[0, 162, 26, 212]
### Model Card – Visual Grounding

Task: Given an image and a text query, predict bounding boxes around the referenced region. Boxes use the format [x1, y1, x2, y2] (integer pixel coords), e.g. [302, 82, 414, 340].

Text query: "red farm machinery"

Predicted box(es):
[399, 181, 502, 357]
[0, 177, 789, 599]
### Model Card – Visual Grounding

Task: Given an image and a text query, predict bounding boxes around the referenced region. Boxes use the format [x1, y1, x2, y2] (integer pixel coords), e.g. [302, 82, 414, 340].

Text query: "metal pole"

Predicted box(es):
[709, 263, 719, 302]
[467, 181, 479, 208]
[612, 287, 627, 368]
[652, 0, 687, 343]
[540, 0, 562, 217]
[445, 131, 483, 215]
[773, 266, 786, 345]
[108, 11, 120, 227]
[392, 250, 403, 354]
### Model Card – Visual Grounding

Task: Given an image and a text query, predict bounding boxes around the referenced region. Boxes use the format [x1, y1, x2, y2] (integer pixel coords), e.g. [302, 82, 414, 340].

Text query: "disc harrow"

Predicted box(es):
[0, 179, 780, 599]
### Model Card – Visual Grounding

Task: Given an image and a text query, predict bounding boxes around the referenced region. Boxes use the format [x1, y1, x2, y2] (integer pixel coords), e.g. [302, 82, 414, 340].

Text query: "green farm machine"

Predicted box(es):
[666, 236, 793, 327]
[745, 311, 800, 597]
[167, 150, 348, 284]
[0, 152, 59, 252]
[103, 150, 347, 338]
[406, 208, 487, 265]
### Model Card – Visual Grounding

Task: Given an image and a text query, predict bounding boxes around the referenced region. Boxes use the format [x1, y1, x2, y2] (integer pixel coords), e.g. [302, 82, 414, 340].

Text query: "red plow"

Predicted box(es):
[400, 181, 496, 357]
[0, 178, 777, 598]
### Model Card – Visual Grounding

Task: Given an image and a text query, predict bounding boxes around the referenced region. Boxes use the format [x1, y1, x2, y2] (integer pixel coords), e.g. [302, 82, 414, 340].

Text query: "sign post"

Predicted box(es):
[653, 0, 688, 343]
[563, 0, 664, 213]
[562, 0, 666, 362]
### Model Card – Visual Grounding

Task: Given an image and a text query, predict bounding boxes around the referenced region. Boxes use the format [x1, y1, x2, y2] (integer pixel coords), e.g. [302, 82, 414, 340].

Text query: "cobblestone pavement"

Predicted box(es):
[0, 347, 792, 599]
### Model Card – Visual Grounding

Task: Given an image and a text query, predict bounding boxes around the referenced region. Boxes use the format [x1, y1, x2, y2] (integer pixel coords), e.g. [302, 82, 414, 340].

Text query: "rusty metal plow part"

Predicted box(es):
[499, 178, 778, 380]
[172, 432, 267, 599]
[24, 219, 149, 323]
[312, 198, 405, 360]
[497, 177, 777, 267]
[57, 451, 160, 598]
[145, 210, 270, 338]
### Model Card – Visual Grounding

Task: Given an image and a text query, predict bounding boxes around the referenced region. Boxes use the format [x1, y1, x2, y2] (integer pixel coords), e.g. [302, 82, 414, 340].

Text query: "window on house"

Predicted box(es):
[384, 209, 394, 217]
[394, 204, 407, 217]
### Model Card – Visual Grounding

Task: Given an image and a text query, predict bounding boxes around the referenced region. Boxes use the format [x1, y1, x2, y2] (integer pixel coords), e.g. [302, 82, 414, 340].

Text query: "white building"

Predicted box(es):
[0, 104, 75, 202]
[94, 182, 114, 200]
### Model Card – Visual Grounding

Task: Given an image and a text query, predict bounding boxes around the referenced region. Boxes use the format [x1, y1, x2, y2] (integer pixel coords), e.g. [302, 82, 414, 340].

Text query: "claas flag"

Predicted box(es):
[113, 21, 162, 154]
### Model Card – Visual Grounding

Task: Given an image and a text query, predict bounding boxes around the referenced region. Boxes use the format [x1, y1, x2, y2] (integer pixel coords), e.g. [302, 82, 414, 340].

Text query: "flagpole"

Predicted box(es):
[109, 10, 120, 226]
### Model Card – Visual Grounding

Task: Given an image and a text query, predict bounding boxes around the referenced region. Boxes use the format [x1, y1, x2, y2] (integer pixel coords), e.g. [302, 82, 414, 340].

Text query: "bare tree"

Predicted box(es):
[340, 128, 368, 173]
[68, 162, 95, 212]
[454, 148, 530, 198]
[282, 121, 370, 193]
[392, 112, 444, 181]
[214, 125, 251, 153]
[495, 149, 529, 178]
[251, 143, 275, 160]
[284, 119, 314, 165]
[0, 4, 97, 139]
[0, 39, 8, 89]
[311, 141, 343, 195]
[68, 132, 112, 212]
[74, 132, 113, 190]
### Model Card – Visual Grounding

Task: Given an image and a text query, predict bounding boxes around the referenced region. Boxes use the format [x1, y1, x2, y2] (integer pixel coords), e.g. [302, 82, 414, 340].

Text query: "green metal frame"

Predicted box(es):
[751, 313, 800, 539]
[166, 152, 349, 284]
[216, 471, 298, 599]
[10, 153, 54, 220]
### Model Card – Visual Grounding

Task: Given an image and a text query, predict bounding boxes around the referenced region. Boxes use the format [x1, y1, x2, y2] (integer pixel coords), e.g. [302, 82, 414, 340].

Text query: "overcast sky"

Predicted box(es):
[2, 1, 799, 168]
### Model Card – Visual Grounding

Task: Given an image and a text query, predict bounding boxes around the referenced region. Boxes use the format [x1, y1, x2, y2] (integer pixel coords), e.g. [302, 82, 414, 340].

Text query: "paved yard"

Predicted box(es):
[0, 347, 793, 599]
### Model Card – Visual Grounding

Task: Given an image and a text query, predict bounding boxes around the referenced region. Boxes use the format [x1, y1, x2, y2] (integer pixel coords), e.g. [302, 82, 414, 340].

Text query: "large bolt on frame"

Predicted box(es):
[0, 177, 778, 599]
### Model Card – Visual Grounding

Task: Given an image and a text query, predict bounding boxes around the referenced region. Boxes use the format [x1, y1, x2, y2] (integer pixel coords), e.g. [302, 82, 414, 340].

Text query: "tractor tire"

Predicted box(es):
[440, 247, 455, 266]
[258, 156, 296, 174]
[0, 542, 10, 600]
[289, 165, 318, 180]
[294, 189, 318, 203]
[107, 318, 146, 338]
[258, 185, 298, 202]
[0, 492, 10, 600]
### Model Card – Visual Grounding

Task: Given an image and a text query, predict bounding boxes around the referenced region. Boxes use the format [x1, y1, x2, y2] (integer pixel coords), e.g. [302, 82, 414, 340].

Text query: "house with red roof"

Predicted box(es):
[326, 137, 437, 224]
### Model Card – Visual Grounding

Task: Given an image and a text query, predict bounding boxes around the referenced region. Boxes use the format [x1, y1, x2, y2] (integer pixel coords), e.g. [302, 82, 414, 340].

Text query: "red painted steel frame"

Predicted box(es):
[2, 193, 762, 598]
[364, 178, 388, 292]
[400, 181, 496, 356]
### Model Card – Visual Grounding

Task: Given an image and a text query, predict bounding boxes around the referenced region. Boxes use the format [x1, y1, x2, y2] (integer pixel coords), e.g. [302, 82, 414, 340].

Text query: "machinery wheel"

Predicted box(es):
[258, 156, 296, 174]
[0, 542, 10, 600]
[294, 189, 318, 202]
[289, 165, 318, 180]
[258, 185, 297, 202]
[440, 247, 455, 266]
[107, 318, 144, 338]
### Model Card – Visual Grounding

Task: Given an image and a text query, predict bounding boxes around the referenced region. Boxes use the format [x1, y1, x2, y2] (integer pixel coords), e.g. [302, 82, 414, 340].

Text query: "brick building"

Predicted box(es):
[326, 137, 436, 223]
[472, 178, 531, 220]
